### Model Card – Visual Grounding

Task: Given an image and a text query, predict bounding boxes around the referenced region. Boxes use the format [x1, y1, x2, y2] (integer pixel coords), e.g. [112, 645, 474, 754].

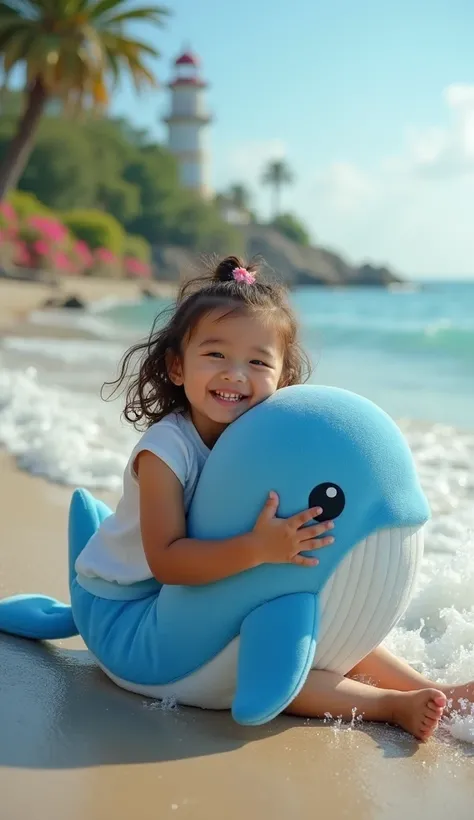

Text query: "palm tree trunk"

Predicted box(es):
[0, 77, 48, 201]
[273, 181, 281, 220]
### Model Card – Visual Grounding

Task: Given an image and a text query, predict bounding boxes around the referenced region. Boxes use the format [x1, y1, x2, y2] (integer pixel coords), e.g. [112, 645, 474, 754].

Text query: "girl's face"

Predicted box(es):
[168, 307, 284, 446]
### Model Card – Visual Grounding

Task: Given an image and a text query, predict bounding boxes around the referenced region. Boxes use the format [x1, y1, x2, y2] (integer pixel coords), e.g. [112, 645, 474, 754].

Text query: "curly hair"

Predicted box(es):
[102, 255, 312, 429]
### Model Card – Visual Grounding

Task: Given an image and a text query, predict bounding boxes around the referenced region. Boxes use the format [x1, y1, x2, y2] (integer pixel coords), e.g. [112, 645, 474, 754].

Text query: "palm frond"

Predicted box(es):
[103, 6, 169, 26]
[0, 22, 28, 47]
[103, 44, 119, 85]
[0, 1, 37, 18]
[262, 160, 293, 185]
[0, 4, 26, 23]
[53, 0, 83, 18]
[87, 0, 125, 19]
[2, 27, 35, 75]
[100, 31, 160, 59]
[0, 0, 164, 102]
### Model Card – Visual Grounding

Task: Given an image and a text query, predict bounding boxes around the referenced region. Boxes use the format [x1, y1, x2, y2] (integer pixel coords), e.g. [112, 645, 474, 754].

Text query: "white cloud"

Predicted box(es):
[215, 87, 474, 277]
[409, 83, 474, 177]
[228, 138, 287, 176]
[214, 138, 290, 220]
[215, 138, 287, 192]
[295, 85, 474, 277]
[313, 162, 376, 213]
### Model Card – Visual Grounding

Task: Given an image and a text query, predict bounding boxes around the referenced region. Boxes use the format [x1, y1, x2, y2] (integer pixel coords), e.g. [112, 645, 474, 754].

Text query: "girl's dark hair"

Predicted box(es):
[103, 255, 311, 429]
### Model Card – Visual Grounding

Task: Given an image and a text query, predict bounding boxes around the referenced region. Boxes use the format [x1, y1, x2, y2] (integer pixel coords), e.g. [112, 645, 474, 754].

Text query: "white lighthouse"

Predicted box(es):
[164, 49, 212, 198]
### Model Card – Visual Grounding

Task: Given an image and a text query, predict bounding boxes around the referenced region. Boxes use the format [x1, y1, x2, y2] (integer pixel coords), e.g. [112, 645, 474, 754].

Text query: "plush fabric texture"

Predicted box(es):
[0, 385, 430, 725]
[98, 527, 424, 717]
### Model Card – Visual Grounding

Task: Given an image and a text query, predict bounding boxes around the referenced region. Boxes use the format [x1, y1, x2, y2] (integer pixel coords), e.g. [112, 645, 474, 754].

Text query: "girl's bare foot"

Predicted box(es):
[390, 689, 446, 741]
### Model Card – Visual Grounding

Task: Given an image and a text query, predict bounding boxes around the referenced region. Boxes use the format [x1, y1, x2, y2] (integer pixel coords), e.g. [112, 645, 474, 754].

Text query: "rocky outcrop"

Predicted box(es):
[42, 295, 86, 309]
[243, 226, 402, 287]
[152, 225, 402, 288]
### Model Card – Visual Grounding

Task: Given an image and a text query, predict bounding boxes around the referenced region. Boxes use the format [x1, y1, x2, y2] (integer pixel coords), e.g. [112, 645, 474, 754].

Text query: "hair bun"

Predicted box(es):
[214, 256, 244, 282]
[214, 256, 260, 283]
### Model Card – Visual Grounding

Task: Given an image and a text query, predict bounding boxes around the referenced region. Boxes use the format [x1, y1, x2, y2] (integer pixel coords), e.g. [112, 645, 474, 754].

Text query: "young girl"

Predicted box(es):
[76, 255, 472, 741]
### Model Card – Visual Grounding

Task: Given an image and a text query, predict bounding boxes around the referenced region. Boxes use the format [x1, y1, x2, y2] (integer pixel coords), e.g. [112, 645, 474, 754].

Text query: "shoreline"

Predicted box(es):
[0, 275, 177, 337]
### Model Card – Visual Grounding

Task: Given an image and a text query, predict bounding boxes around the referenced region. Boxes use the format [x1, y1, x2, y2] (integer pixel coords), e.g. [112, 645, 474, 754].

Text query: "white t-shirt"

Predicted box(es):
[75, 412, 210, 584]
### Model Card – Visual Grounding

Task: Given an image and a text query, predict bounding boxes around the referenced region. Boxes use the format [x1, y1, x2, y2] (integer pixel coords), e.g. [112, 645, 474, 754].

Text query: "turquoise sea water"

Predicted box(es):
[105, 281, 474, 430]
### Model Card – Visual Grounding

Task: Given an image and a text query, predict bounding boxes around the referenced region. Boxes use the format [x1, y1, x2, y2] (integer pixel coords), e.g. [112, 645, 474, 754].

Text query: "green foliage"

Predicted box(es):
[0, 89, 26, 118]
[271, 212, 310, 246]
[262, 159, 294, 218]
[164, 194, 244, 255]
[123, 146, 180, 236]
[123, 233, 152, 263]
[7, 189, 54, 220]
[17, 126, 98, 210]
[98, 178, 140, 225]
[62, 209, 125, 254]
[0, 1, 169, 198]
[226, 183, 251, 211]
[262, 159, 294, 187]
[1, 112, 245, 257]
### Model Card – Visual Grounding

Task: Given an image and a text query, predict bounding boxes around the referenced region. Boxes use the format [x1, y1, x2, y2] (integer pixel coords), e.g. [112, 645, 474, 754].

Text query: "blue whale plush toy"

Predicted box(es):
[0, 385, 429, 725]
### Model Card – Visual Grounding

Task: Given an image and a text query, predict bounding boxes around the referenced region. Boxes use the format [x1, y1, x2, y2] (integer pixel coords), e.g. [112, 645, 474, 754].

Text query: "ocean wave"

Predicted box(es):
[2, 335, 126, 367]
[29, 308, 125, 339]
[303, 319, 474, 360]
[0, 364, 138, 490]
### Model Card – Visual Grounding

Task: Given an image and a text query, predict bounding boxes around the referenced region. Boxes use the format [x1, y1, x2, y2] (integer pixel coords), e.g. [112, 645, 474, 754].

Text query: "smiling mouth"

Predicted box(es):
[211, 390, 248, 404]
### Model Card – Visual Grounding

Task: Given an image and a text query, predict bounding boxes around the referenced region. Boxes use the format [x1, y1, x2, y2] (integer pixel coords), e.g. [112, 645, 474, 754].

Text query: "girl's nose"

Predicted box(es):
[223, 365, 247, 382]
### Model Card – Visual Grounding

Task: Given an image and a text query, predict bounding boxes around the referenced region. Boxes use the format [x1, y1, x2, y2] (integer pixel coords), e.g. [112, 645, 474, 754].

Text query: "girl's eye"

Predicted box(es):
[250, 359, 268, 367]
[205, 352, 224, 359]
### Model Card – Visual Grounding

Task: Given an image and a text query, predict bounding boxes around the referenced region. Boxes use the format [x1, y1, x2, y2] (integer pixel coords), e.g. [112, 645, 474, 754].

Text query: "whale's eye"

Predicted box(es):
[308, 483, 345, 522]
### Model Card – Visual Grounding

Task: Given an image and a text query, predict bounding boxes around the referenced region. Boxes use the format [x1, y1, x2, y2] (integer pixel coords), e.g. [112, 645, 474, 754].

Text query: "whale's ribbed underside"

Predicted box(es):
[101, 526, 424, 709]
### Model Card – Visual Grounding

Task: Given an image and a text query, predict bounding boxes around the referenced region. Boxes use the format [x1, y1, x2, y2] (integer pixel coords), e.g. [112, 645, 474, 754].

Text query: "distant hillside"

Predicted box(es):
[152, 224, 402, 287]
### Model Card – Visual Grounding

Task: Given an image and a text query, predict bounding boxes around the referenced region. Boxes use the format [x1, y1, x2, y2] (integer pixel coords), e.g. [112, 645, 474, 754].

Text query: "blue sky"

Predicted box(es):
[84, 3, 474, 278]
[110, 0, 474, 279]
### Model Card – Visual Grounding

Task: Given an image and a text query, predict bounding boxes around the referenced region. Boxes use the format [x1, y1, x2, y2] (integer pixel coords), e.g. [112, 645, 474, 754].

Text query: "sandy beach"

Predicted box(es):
[0, 453, 473, 819]
[1, 279, 474, 820]
[0, 275, 176, 336]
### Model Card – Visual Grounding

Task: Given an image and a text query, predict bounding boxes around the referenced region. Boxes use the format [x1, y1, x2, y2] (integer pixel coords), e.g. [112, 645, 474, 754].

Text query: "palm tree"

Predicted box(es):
[261, 159, 293, 219]
[227, 183, 251, 212]
[0, 0, 169, 200]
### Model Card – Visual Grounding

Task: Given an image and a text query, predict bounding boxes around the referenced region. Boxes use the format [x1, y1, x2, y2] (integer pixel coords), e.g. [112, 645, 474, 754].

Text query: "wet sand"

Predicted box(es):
[1, 454, 473, 820]
[0, 275, 176, 335]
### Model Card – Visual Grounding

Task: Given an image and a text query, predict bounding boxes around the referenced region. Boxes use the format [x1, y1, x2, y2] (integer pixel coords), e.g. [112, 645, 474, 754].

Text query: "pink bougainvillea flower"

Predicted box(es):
[29, 216, 68, 243]
[53, 250, 74, 273]
[95, 247, 116, 264]
[33, 239, 50, 256]
[0, 201, 17, 223]
[125, 257, 152, 278]
[73, 240, 93, 265]
[14, 241, 32, 267]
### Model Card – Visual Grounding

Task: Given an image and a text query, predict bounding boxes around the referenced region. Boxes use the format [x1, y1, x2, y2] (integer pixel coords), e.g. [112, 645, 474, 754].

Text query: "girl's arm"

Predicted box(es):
[137, 450, 261, 586]
[137, 451, 333, 587]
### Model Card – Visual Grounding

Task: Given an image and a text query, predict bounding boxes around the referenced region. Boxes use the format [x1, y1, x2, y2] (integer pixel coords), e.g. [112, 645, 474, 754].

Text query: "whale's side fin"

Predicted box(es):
[0, 488, 112, 641]
[232, 593, 319, 726]
[68, 488, 112, 590]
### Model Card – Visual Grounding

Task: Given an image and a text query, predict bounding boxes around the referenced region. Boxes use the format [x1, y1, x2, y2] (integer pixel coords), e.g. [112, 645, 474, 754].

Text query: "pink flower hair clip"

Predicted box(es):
[232, 266, 256, 285]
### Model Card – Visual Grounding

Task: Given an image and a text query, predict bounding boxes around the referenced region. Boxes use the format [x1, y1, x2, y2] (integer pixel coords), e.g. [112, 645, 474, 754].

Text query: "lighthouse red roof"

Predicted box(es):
[175, 50, 199, 68]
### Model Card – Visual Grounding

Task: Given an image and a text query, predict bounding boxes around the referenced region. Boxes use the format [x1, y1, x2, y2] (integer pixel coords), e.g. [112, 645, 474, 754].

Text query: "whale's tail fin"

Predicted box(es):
[0, 488, 112, 641]
[0, 594, 79, 639]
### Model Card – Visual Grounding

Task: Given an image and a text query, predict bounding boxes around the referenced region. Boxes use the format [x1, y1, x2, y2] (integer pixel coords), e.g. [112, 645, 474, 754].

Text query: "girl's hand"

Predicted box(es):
[252, 491, 335, 567]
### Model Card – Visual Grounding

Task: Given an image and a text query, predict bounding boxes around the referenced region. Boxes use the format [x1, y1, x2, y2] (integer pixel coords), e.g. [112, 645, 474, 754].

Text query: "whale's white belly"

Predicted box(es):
[100, 526, 424, 710]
